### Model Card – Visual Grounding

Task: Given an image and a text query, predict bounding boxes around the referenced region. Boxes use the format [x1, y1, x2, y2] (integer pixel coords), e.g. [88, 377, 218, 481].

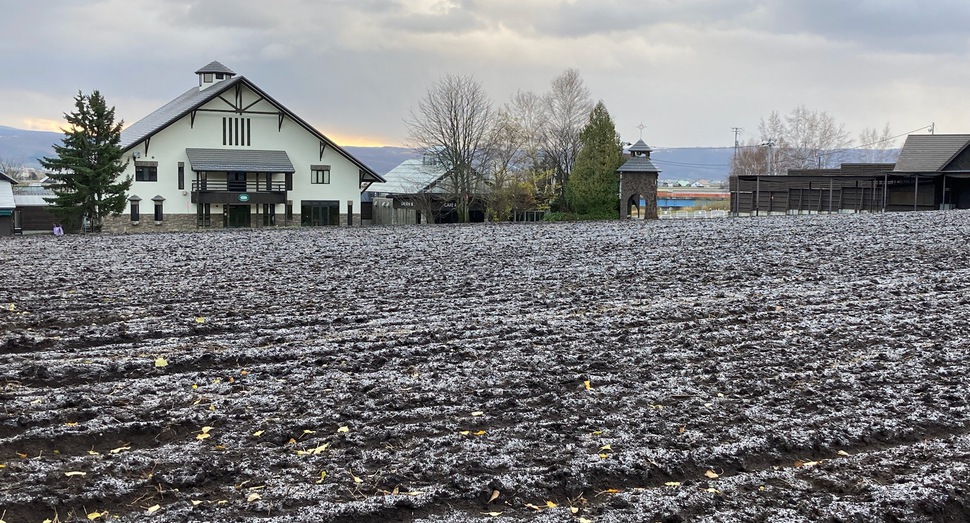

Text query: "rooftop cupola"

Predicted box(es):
[627, 139, 654, 159]
[195, 61, 236, 90]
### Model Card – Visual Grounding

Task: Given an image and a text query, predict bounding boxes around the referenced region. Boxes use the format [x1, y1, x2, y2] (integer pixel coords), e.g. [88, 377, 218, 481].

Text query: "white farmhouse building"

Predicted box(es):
[109, 61, 383, 232]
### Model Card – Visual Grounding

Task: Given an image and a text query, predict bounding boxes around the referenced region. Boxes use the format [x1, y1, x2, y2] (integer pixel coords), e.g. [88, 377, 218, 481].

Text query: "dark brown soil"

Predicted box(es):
[1, 212, 969, 522]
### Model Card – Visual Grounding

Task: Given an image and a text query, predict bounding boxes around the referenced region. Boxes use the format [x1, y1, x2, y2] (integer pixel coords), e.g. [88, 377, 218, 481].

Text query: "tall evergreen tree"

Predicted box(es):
[565, 101, 623, 217]
[40, 90, 131, 231]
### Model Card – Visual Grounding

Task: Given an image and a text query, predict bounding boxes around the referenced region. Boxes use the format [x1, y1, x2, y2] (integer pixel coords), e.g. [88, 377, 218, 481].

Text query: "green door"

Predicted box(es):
[227, 205, 251, 228]
[301, 201, 340, 226]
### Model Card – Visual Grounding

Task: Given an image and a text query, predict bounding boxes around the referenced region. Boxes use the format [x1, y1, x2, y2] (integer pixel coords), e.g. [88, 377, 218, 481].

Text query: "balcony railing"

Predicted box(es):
[192, 181, 287, 192]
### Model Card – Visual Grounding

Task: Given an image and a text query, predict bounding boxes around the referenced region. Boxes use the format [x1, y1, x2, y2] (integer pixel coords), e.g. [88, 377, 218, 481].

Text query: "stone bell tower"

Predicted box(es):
[617, 139, 661, 219]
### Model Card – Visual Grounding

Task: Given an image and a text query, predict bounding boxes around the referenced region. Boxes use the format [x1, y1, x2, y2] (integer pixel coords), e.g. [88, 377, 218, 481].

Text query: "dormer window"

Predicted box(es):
[216, 73, 224, 80]
[203, 73, 213, 83]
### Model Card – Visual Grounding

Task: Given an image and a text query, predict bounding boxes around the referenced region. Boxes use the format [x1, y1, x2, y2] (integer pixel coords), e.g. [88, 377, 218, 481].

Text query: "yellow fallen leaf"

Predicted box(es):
[109, 446, 131, 454]
[303, 429, 315, 435]
[599, 453, 609, 459]
[473, 430, 486, 436]
[195, 316, 205, 323]
[482, 512, 502, 517]
[459, 430, 470, 436]
[706, 488, 720, 494]
[252, 430, 264, 437]
[600, 444, 612, 451]
[525, 503, 542, 511]
[196, 433, 211, 440]
[191, 500, 203, 506]
[201, 426, 213, 434]
[591, 430, 602, 435]
[337, 426, 349, 433]
[837, 450, 851, 457]
[759, 486, 766, 491]
[352, 474, 363, 484]
[147, 504, 160, 514]
[296, 443, 330, 456]
[154, 358, 168, 368]
[665, 481, 681, 487]
[603, 488, 621, 494]
[0, 463, 5, 468]
[406, 491, 424, 496]
[705, 469, 719, 479]
[247, 492, 261, 502]
[65, 471, 87, 477]
[87, 512, 103, 520]
[66, 422, 78, 427]
[583, 380, 592, 390]
[570, 507, 579, 514]
[16, 452, 27, 459]
[471, 411, 484, 417]
[545, 500, 557, 508]
[488, 489, 500, 503]
[316, 471, 327, 484]
[580, 518, 593, 523]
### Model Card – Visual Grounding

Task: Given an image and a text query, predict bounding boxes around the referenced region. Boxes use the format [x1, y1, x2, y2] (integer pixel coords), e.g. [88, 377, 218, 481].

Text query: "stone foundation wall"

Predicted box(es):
[102, 213, 364, 234]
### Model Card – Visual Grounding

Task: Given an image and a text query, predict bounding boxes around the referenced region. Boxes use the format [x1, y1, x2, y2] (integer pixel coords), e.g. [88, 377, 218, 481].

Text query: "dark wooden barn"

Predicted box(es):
[730, 134, 970, 215]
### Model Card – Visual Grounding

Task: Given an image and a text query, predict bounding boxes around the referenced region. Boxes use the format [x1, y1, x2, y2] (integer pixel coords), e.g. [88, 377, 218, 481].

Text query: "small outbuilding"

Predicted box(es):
[0, 170, 16, 236]
[617, 139, 661, 219]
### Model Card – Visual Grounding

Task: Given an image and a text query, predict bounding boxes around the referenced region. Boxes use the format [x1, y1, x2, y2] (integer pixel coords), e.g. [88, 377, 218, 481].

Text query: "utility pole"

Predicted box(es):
[731, 127, 742, 176]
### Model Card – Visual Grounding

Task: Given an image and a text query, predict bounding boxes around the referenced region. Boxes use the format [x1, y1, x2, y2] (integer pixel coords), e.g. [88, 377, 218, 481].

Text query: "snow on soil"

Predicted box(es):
[1, 211, 969, 522]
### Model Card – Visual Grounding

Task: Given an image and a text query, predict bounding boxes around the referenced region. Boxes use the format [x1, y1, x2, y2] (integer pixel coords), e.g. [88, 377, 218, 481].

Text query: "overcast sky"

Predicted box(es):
[1, 0, 968, 148]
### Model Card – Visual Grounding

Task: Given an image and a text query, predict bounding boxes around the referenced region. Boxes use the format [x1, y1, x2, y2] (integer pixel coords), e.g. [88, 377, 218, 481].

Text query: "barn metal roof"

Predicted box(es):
[120, 78, 243, 149]
[893, 134, 970, 173]
[185, 148, 295, 173]
[368, 159, 448, 194]
[12, 185, 53, 207]
[0, 173, 15, 209]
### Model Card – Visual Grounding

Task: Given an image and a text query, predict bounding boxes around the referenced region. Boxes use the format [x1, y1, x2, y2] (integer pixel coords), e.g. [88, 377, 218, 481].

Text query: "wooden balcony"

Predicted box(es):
[191, 180, 287, 205]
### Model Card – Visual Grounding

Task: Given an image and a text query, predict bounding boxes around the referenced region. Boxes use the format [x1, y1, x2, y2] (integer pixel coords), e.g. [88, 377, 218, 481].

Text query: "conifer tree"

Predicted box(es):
[40, 90, 131, 231]
[565, 101, 623, 217]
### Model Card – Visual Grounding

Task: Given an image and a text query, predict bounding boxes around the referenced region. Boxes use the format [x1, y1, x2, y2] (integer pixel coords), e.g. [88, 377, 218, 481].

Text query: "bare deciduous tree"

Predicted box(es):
[858, 123, 899, 164]
[757, 105, 854, 173]
[405, 75, 495, 223]
[542, 69, 593, 206]
[730, 139, 770, 176]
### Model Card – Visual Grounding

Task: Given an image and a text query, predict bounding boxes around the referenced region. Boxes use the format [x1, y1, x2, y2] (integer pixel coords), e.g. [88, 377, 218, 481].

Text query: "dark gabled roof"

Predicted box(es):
[120, 75, 384, 183]
[195, 61, 235, 76]
[186, 148, 295, 173]
[617, 156, 661, 174]
[893, 134, 970, 173]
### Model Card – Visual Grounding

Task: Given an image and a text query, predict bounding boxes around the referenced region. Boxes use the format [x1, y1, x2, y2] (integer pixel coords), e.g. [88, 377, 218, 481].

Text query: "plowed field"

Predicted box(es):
[1, 212, 969, 522]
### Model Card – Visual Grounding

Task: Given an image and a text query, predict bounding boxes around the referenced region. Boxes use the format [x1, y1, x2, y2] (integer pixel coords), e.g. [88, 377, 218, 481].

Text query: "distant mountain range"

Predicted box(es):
[0, 125, 735, 181]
